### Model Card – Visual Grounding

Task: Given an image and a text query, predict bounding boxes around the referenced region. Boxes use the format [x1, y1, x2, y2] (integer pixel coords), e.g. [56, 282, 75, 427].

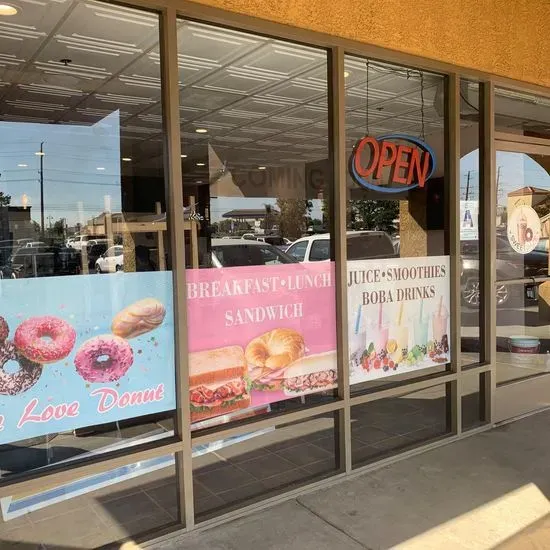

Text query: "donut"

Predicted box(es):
[14, 316, 76, 364]
[0, 316, 8, 343]
[0, 340, 42, 396]
[111, 298, 166, 339]
[525, 228, 533, 242]
[74, 335, 134, 383]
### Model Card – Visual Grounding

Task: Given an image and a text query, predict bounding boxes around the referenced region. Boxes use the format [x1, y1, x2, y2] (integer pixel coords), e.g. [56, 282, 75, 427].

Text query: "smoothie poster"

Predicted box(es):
[348, 256, 451, 384]
[185, 263, 337, 423]
[0, 272, 176, 445]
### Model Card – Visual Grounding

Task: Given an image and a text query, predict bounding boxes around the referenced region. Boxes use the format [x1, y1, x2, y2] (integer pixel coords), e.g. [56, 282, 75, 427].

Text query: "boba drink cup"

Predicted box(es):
[415, 317, 429, 350]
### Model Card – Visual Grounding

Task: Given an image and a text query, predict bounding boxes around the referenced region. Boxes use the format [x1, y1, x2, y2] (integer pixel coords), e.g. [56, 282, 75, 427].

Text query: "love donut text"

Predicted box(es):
[91, 384, 165, 413]
[17, 398, 80, 429]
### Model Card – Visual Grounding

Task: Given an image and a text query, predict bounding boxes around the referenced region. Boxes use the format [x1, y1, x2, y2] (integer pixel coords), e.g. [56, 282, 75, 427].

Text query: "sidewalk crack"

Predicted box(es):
[295, 498, 372, 550]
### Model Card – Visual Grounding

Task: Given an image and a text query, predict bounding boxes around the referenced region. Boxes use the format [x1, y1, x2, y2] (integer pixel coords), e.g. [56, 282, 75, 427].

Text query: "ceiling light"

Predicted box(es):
[196, 162, 205, 167]
[122, 157, 131, 162]
[344, 71, 350, 78]
[0, 4, 18, 16]
[181, 154, 187, 158]
[195, 128, 207, 134]
[196, 180, 203, 184]
[35, 151, 44, 156]
[18, 163, 27, 168]
[258, 166, 266, 170]
[97, 167, 105, 171]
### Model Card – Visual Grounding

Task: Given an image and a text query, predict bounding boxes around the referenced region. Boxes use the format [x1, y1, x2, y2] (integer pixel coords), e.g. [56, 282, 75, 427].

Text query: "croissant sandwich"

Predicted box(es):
[283, 351, 337, 396]
[245, 328, 305, 391]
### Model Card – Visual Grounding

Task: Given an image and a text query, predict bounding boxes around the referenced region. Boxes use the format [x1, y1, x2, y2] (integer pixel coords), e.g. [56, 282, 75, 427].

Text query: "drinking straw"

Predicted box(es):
[355, 304, 362, 335]
[438, 295, 443, 317]
[397, 301, 404, 326]
[378, 301, 383, 328]
[419, 298, 424, 322]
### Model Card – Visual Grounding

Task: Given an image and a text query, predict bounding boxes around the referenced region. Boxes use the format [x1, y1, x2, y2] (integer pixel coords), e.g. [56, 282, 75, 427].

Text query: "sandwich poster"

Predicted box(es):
[348, 256, 451, 385]
[0, 272, 176, 445]
[186, 263, 337, 423]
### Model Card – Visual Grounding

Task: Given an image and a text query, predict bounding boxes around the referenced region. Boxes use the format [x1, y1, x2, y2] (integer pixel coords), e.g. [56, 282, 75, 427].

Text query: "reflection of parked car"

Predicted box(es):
[461, 237, 549, 308]
[256, 235, 292, 249]
[87, 242, 110, 269]
[210, 239, 297, 268]
[0, 245, 81, 279]
[286, 231, 396, 262]
[95, 245, 124, 273]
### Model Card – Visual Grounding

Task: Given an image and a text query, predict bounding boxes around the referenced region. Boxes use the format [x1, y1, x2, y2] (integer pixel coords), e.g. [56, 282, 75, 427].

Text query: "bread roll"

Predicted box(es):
[112, 298, 166, 339]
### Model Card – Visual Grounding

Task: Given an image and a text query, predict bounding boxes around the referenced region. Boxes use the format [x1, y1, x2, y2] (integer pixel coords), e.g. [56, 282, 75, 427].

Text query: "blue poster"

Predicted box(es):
[0, 271, 176, 444]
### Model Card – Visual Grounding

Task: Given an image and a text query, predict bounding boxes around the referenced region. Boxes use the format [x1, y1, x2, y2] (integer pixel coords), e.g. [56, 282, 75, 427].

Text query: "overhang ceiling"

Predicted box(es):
[0, 1, 547, 182]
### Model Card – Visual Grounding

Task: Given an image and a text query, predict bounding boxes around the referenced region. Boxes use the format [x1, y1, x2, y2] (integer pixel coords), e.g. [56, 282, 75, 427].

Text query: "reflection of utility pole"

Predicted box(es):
[465, 170, 471, 200]
[496, 165, 502, 204]
[39, 142, 44, 235]
[47, 215, 53, 230]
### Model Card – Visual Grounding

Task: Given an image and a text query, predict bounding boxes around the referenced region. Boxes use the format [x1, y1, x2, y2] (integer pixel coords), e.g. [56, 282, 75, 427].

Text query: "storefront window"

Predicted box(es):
[494, 88, 550, 384]
[459, 80, 482, 366]
[344, 57, 450, 395]
[0, 0, 176, 478]
[177, 22, 337, 431]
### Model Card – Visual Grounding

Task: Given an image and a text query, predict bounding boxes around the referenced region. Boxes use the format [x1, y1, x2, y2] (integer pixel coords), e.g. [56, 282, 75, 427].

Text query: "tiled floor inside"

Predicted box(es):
[0, 386, 460, 548]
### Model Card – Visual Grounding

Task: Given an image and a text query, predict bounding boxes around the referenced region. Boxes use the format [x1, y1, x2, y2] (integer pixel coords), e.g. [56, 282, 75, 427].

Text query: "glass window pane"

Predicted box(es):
[0, 3, 176, 477]
[344, 57, 450, 395]
[352, 384, 449, 468]
[178, 21, 338, 432]
[193, 414, 336, 521]
[0, 454, 176, 548]
[460, 80, 482, 366]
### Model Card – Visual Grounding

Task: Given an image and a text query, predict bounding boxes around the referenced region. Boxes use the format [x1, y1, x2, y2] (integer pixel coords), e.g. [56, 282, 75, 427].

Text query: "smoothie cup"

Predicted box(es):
[414, 317, 429, 350]
[432, 305, 449, 347]
[392, 324, 409, 357]
[363, 323, 389, 371]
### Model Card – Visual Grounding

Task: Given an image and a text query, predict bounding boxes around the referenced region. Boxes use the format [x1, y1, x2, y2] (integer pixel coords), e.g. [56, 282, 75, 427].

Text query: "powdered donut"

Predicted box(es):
[75, 335, 134, 383]
[111, 298, 166, 339]
[14, 316, 76, 364]
[0, 340, 42, 396]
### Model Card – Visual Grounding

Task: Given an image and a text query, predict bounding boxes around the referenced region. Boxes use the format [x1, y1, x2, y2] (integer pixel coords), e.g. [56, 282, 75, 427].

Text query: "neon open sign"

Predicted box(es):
[349, 134, 436, 193]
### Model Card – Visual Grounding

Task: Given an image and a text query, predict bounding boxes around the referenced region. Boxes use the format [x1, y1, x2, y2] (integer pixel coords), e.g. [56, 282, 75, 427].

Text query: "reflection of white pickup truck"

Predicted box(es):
[286, 231, 396, 262]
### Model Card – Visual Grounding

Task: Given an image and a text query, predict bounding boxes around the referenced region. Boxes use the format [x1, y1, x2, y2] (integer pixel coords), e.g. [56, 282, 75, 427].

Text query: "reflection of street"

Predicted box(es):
[462, 295, 550, 383]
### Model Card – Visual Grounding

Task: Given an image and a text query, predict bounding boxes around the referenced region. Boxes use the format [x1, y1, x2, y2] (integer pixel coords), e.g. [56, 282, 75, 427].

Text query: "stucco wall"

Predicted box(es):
[190, 0, 550, 88]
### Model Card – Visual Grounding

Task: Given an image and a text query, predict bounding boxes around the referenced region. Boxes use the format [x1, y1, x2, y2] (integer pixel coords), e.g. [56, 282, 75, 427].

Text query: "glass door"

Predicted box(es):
[495, 136, 550, 421]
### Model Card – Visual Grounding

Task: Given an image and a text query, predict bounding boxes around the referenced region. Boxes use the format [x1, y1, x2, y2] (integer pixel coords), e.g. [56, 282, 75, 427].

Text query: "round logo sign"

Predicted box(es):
[507, 205, 541, 254]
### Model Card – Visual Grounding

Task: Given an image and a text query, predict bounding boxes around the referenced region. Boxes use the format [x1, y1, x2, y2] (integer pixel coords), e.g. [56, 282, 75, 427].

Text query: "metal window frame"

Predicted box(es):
[3, 0, 548, 542]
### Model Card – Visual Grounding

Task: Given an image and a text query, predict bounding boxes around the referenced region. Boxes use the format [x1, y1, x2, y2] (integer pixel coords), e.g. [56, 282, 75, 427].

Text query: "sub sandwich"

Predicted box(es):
[283, 351, 337, 396]
[189, 346, 250, 422]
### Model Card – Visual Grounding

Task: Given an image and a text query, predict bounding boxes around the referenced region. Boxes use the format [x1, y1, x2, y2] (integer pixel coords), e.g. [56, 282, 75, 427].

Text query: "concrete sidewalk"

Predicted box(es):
[152, 409, 550, 550]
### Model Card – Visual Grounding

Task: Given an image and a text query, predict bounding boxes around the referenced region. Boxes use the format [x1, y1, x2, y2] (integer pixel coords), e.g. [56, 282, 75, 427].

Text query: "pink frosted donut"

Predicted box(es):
[14, 316, 76, 364]
[74, 335, 134, 383]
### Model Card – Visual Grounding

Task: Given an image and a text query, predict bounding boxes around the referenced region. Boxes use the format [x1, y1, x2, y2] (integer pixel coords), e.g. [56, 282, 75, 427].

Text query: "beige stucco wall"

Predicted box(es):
[191, 0, 550, 88]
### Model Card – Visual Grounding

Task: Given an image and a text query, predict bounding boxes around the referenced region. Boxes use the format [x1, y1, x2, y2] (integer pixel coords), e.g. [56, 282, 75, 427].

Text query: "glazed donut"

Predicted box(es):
[75, 335, 134, 383]
[14, 316, 76, 364]
[111, 298, 166, 339]
[245, 328, 305, 370]
[0, 340, 42, 396]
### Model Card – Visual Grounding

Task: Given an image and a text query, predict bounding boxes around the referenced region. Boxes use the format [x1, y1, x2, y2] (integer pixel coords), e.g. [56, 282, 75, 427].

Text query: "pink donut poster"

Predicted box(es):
[0, 271, 176, 445]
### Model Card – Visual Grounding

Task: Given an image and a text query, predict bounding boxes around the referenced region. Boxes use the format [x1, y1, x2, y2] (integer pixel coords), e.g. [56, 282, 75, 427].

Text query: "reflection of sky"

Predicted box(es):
[0, 111, 121, 226]
[461, 149, 550, 206]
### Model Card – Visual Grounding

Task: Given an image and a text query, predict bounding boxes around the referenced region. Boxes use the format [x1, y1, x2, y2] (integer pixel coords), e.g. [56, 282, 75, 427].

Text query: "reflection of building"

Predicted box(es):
[222, 208, 279, 235]
[0, 206, 33, 242]
[507, 186, 549, 215]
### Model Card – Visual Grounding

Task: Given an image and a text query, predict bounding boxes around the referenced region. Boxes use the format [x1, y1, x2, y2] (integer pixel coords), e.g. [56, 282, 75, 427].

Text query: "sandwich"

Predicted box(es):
[283, 351, 338, 396]
[189, 346, 250, 422]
